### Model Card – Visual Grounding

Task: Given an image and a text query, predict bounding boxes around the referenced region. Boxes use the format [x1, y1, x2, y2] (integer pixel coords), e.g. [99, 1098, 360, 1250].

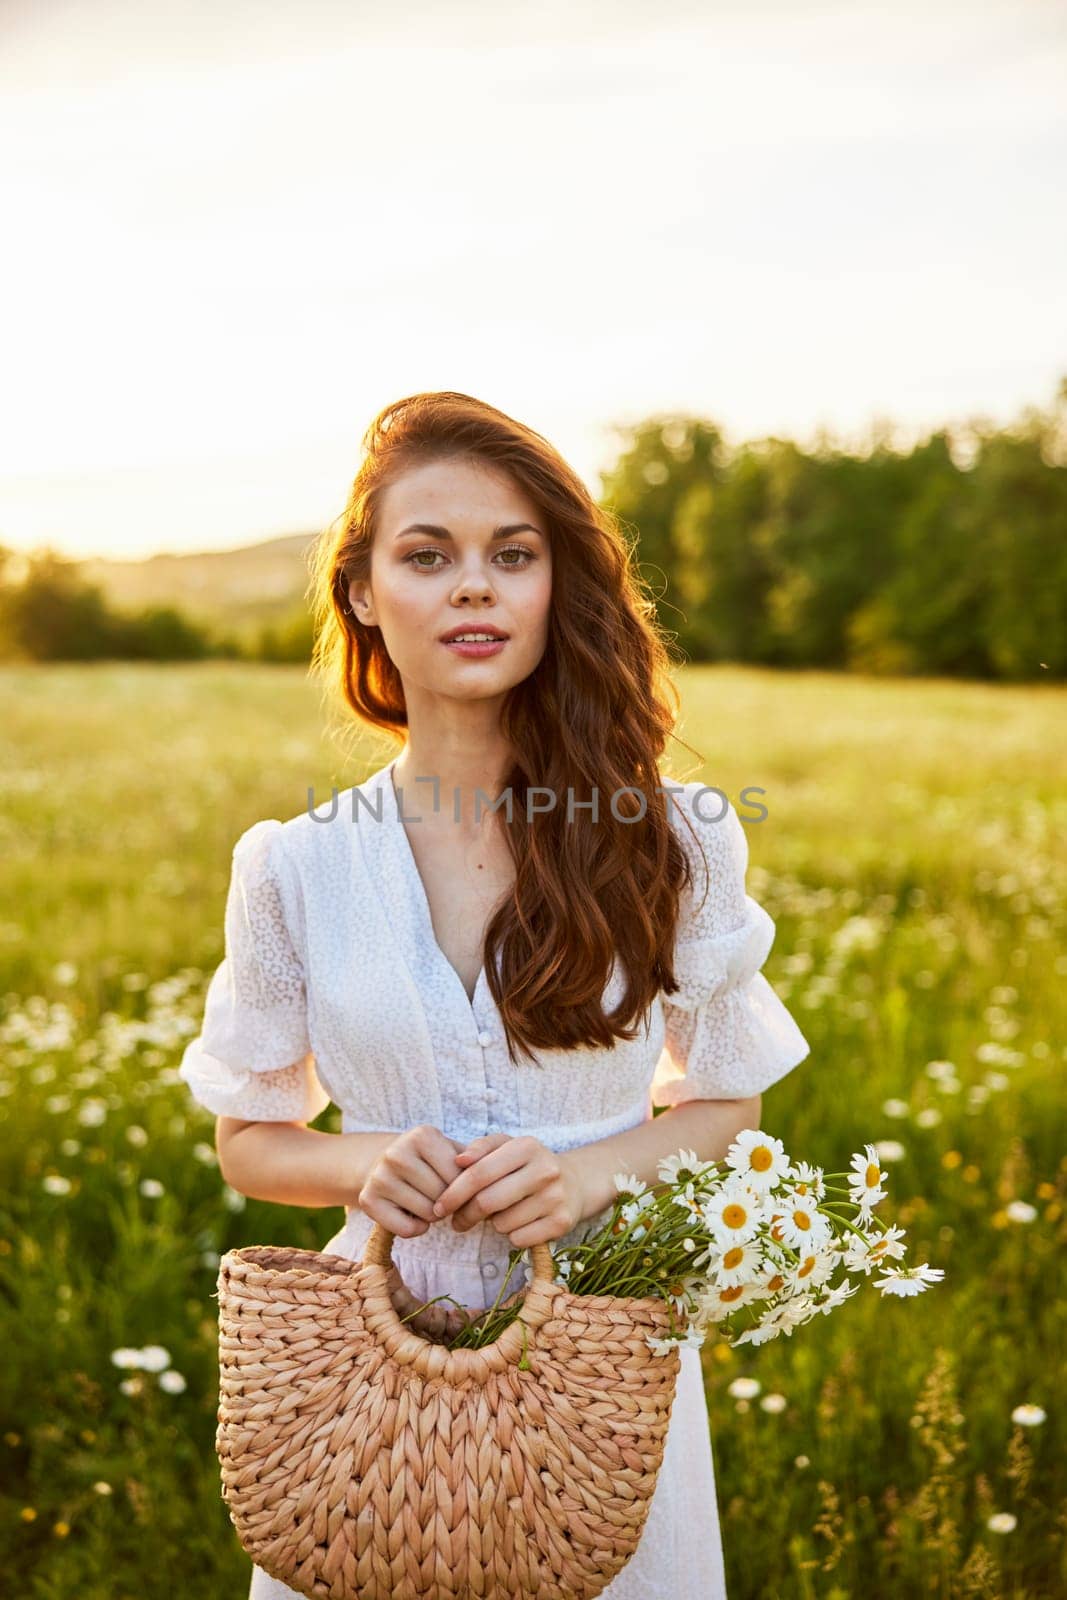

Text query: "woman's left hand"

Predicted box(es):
[431, 1134, 587, 1248]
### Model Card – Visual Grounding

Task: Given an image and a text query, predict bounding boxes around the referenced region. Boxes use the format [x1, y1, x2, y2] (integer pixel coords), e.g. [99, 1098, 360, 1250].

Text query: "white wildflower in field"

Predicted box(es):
[119, 1377, 144, 1397]
[91, 1482, 113, 1496]
[1005, 1200, 1037, 1223]
[158, 1370, 187, 1394]
[222, 1186, 246, 1212]
[727, 1376, 761, 1399]
[915, 1108, 942, 1128]
[724, 1129, 790, 1192]
[873, 1140, 906, 1163]
[138, 1345, 171, 1372]
[45, 1095, 72, 1114]
[987, 1512, 1017, 1533]
[125, 1125, 148, 1147]
[77, 1098, 108, 1127]
[110, 1348, 143, 1369]
[192, 1142, 218, 1166]
[881, 1098, 910, 1118]
[139, 1179, 165, 1198]
[1011, 1404, 1046, 1426]
[760, 1393, 788, 1414]
[59, 1139, 81, 1156]
[42, 1175, 72, 1196]
[52, 962, 79, 986]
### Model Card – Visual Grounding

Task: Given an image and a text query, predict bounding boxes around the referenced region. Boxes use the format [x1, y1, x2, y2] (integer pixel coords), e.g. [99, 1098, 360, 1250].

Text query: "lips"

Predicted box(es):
[439, 625, 510, 642]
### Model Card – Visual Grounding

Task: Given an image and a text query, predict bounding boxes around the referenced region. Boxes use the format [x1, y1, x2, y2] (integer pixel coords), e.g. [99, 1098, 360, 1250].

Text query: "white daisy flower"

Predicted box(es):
[139, 1179, 165, 1199]
[1005, 1200, 1037, 1223]
[875, 1262, 945, 1297]
[862, 1224, 909, 1267]
[790, 1247, 837, 1291]
[771, 1192, 831, 1253]
[711, 1238, 763, 1289]
[703, 1179, 765, 1247]
[695, 1279, 757, 1324]
[815, 1279, 859, 1314]
[731, 1320, 782, 1347]
[848, 1143, 886, 1205]
[760, 1392, 788, 1414]
[656, 1148, 710, 1186]
[158, 1370, 187, 1394]
[987, 1512, 1016, 1533]
[645, 1333, 679, 1356]
[612, 1172, 646, 1200]
[1011, 1404, 1046, 1426]
[727, 1376, 761, 1399]
[787, 1159, 825, 1201]
[725, 1129, 790, 1193]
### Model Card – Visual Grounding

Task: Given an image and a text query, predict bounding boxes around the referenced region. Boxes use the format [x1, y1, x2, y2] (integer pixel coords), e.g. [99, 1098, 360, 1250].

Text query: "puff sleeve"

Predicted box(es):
[178, 819, 331, 1123]
[651, 791, 811, 1106]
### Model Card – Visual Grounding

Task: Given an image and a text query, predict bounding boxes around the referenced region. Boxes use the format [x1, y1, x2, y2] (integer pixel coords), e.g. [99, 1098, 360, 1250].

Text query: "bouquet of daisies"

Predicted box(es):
[403, 1129, 944, 1354]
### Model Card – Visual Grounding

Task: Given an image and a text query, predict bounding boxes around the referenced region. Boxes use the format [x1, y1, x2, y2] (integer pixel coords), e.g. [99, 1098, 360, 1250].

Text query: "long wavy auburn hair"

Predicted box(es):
[306, 391, 707, 1066]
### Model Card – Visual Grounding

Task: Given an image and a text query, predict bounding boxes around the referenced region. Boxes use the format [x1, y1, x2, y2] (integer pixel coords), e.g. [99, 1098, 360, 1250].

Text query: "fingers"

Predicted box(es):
[437, 1145, 538, 1223]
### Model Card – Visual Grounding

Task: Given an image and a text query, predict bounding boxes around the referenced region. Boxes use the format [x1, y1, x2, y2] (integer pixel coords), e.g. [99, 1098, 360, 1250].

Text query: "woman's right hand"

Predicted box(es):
[356, 1124, 468, 1238]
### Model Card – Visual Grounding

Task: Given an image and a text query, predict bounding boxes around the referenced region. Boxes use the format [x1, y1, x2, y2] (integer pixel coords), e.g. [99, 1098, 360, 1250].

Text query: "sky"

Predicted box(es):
[1, 0, 1064, 561]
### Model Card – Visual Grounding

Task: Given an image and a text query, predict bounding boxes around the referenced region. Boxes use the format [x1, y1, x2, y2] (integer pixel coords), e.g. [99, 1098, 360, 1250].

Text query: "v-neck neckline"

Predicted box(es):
[382, 756, 490, 1016]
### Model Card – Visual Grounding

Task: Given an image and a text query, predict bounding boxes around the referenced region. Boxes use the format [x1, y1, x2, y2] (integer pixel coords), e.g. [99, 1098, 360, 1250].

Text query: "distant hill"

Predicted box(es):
[73, 532, 321, 631]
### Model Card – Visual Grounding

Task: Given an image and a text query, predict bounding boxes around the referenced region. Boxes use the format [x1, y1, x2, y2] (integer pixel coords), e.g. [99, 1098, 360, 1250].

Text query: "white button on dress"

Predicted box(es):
[179, 756, 812, 1600]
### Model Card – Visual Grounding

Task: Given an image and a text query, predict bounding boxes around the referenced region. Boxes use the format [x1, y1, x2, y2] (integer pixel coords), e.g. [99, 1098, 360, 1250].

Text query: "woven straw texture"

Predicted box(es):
[215, 1222, 684, 1600]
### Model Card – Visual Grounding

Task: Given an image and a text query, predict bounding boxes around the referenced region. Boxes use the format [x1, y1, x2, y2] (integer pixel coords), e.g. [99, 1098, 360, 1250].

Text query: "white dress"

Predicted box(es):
[178, 757, 811, 1600]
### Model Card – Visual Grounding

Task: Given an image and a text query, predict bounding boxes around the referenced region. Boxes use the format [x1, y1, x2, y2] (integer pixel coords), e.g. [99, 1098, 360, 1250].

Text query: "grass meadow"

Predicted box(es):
[1, 661, 1064, 1599]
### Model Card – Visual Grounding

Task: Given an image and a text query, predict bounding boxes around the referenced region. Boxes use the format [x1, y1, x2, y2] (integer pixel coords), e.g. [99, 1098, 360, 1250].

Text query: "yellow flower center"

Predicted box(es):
[722, 1246, 745, 1269]
[766, 1273, 785, 1292]
[720, 1284, 745, 1303]
[866, 1162, 881, 1186]
[797, 1255, 816, 1278]
[722, 1202, 748, 1230]
[750, 1145, 773, 1172]
[792, 1209, 811, 1231]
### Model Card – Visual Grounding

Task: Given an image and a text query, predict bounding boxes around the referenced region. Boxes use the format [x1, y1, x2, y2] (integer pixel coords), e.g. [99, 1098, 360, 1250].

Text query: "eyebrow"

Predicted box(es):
[393, 522, 544, 543]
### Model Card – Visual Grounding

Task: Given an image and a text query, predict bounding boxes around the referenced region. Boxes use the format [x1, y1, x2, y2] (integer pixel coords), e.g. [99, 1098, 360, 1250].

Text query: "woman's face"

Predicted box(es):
[349, 455, 553, 708]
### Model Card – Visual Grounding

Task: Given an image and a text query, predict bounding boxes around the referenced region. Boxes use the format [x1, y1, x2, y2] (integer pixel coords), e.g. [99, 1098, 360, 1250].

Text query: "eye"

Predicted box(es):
[403, 545, 538, 571]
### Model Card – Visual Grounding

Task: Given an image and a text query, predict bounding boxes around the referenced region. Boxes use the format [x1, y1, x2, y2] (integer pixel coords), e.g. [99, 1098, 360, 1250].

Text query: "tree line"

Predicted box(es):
[2, 379, 1064, 678]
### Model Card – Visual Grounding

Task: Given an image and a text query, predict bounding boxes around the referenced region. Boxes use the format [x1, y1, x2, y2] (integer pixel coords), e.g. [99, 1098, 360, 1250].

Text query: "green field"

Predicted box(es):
[1, 662, 1063, 1599]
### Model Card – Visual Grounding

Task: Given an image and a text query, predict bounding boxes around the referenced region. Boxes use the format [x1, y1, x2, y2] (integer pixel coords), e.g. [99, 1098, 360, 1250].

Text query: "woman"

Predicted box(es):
[178, 391, 811, 1598]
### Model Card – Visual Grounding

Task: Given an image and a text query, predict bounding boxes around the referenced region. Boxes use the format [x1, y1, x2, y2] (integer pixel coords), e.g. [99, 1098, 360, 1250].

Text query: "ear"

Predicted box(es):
[348, 580, 377, 625]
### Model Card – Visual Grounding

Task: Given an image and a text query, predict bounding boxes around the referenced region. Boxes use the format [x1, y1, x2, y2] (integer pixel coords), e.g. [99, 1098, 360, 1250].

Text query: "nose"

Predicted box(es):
[450, 564, 495, 605]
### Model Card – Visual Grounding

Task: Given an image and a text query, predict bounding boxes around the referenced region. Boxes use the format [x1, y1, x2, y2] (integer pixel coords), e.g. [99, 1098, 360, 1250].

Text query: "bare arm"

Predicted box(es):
[563, 1094, 763, 1220]
[215, 1118, 398, 1210]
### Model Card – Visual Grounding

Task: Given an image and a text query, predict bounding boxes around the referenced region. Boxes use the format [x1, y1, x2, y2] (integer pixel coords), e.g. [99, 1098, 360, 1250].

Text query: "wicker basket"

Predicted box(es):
[215, 1220, 684, 1599]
